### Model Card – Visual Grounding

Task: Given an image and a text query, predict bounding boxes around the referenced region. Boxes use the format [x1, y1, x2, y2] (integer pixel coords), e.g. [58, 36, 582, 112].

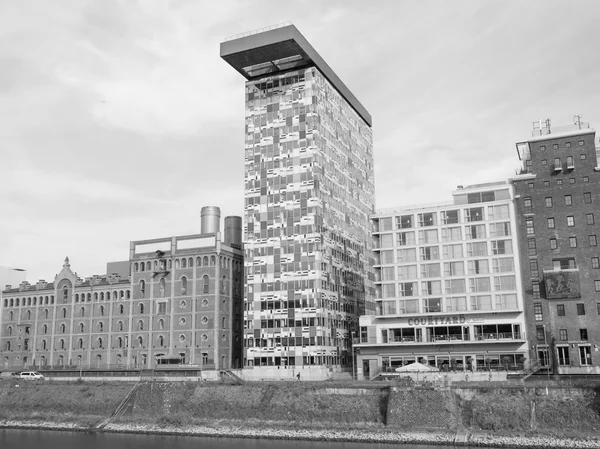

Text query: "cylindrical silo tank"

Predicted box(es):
[224, 216, 242, 248]
[201, 206, 221, 234]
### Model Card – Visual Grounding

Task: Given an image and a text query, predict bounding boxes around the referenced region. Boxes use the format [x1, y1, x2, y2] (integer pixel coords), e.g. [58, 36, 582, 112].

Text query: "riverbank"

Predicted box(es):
[1, 419, 600, 448]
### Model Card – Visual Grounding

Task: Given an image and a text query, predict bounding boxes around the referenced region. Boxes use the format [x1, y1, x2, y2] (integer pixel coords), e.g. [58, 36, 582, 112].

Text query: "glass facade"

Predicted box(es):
[242, 67, 375, 369]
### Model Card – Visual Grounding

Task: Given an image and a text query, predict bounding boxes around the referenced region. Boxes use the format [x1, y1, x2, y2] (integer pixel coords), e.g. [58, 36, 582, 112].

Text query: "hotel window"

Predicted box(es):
[493, 258, 514, 273]
[524, 197, 532, 213]
[398, 299, 419, 314]
[469, 277, 491, 293]
[584, 192, 592, 204]
[545, 197, 553, 208]
[381, 267, 395, 281]
[397, 231, 416, 246]
[420, 263, 441, 278]
[595, 280, 600, 292]
[444, 261, 464, 276]
[593, 257, 600, 269]
[530, 260, 539, 278]
[399, 282, 417, 297]
[490, 222, 510, 237]
[488, 204, 509, 220]
[441, 210, 459, 224]
[557, 304, 565, 316]
[559, 329, 568, 341]
[447, 296, 467, 312]
[580, 346, 591, 365]
[491, 240, 512, 255]
[534, 303, 543, 321]
[441, 227, 461, 242]
[550, 238, 558, 250]
[495, 293, 517, 310]
[577, 303, 585, 315]
[420, 246, 440, 261]
[532, 283, 541, 299]
[470, 295, 492, 311]
[397, 248, 417, 262]
[379, 217, 393, 232]
[590, 235, 598, 247]
[465, 207, 484, 222]
[466, 242, 487, 257]
[587, 214, 595, 225]
[565, 195, 572, 206]
[569, 237, 577, 248]
[445, 279, 466, 294]
[380, 234, 394, 247]
[526, 218, 535, 234]
[419, 229, 438, 244]
[380, 250, 395, 265]
[468, 259, 489, 275]
[382, 284, 396, 298]
[397, 215, 413, 229]
[494, 275, 516, 291]
[423, 297, 442, 313]
[398, 265, 417, 280]
[554, 157, 561, 170]
[421, 280, 442, 295]
[558, 347, 570, 366]
[580, 329, 589, 341]
[466, 224, 486, 239]
[567, 216, 575, 227]
[418, 212, 436, 227]
[528, 238, 537, 256]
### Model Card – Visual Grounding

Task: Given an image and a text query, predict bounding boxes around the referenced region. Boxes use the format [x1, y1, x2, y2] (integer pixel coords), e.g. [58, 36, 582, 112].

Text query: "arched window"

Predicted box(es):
[139, 280, 146, 298]
[51, 295, 54, 304]
[181, 258, 187, 269]
[15, 298, 19, 307]
[210, 256, 216, 266]
[159, 278, 166, 297]
[62, 308, 67, 318]
[138, 336, 143, 347]
[118, 321, 123, 331]
[181, 276, 187, 295]
[79, 338, 83, 349]
[120, 304, 124, 314]
[203, 256, 209, 266]
[100, 306, 105, 316]
[44, 309, 49, 319]
[42, 339, 47, 350]
[146, 261, 151, 271]
[60, 339, 65, 349]
[63, 287, 68, 301]
[61, 323, 66, 333]
[168, 259, 172, 269]
[158, 319, 164, 330]
[87, 293, 91, 302]
[118, 337, 123, 348]
[43, 324, 47, 334]
[81, 307, 85, 317]
[98, 337, 103, 349]
[7, 326, 12, 336]
[140, 262, 145, 272]
[189, 258, 194, 268]
[139, 303, 144, 314]
[134, 262, 139, 272]
[40, 355, 46, 366]
[221, 276, 226, 294]
[222, 316, 226, 328]
[80, 323, 84, 332]
[175, 259, 180, 269]
[9, 311, 13, 320]
[94, 293, 99, 301]
[120, 290, 124, 299]
[203, 275, 209, 294]
[58, 355, 64, 366]
[138, 320, 143, 331]
[5, 342, 10, 351]
[75, 294, 79, 302]
[99, 322, 104, 332]
[196, 257, 201, 267]
[159, 335, 164, 346]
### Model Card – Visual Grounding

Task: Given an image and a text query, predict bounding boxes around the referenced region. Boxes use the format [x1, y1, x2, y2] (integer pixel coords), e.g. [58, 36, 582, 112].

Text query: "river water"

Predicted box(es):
[0, 429, 498, 449]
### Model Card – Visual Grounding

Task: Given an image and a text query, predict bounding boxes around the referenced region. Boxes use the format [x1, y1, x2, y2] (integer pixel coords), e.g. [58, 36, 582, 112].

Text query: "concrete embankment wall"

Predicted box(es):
[0, 381, 599, 434]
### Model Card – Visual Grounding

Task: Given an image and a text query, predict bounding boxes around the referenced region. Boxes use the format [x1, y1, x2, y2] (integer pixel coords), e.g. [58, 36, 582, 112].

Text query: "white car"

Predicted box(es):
[19, 371, 45, 380]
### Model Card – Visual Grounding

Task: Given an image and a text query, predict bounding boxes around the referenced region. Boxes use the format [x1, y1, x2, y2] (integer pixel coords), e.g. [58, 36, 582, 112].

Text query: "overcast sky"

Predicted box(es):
[2, 0, 600, 282]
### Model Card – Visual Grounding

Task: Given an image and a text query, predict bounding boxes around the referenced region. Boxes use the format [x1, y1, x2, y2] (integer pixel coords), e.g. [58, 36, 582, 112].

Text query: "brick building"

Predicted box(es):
[0, 207, 244, 372]
[512, 121, 600, 375]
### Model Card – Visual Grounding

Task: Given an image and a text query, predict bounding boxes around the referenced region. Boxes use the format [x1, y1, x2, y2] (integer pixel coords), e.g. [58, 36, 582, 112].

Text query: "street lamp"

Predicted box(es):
[351, 332, 355, 381]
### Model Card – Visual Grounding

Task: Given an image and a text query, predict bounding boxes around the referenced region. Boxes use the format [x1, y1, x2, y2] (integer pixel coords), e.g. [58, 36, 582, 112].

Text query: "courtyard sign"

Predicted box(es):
[407, 315, 466, 326]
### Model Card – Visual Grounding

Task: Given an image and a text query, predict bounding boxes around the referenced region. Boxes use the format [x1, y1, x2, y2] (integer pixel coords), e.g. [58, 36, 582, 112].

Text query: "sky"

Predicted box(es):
[2, 0, 600, 282]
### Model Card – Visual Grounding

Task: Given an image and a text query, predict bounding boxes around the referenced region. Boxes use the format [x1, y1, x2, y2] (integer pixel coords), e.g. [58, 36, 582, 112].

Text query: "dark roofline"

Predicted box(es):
[220, 24, 372, 127]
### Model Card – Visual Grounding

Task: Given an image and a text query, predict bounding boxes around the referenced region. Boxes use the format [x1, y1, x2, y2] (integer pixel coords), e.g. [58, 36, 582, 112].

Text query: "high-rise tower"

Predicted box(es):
[221, 24, 375, 379]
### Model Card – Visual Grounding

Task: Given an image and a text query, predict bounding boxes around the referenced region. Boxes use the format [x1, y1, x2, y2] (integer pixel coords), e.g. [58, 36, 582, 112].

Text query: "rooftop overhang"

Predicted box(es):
[220, 24, 372, 127]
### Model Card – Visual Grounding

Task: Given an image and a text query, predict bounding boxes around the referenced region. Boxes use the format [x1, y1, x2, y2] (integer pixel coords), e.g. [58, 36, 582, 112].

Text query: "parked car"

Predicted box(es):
[19, 371, 45, 380]
[10, 371, 22, 378]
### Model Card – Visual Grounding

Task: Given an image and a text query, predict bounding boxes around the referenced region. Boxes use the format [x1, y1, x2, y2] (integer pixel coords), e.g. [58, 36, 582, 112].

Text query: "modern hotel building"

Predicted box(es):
[221, 24, 375, 378]
[357, 182, 529, 379]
